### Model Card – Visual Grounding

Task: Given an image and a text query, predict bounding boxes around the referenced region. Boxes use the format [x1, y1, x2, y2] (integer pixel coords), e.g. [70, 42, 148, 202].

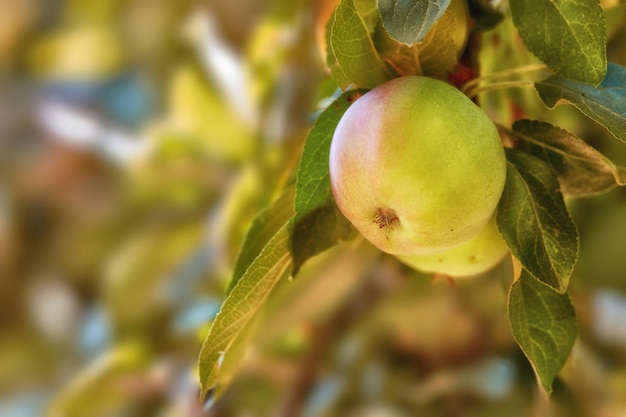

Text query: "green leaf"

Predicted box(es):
[416, 0, 464, 76]
[374, 0, 465, 77]
[508, 270, 577, 394]
[535, 63, 626, 142]
[355, 0, 381, 33]
[510, 0, 606, 85]
[374, 21, 422, 76]
[378, 0, 450, 45]
[198, 220, 293, 398]
[226, 185, 295, 295]
[497, 149, 579, 293]
[512, 119, 626, 197]
[203, 315, 260, 399]
[293, 91, 363, 273]
[327, 0, 394, 89]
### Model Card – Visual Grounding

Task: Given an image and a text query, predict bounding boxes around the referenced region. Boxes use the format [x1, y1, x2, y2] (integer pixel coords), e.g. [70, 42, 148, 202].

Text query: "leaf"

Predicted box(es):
[497, 149, 579, 293]
[355, 0, 381, 33]
[375, 0, 466, 77]
[512, 119, 626, 197]
[378, 0, 450, 45]
[508, 270, 577, 394]
[203, 315, 260, 399]
[535, 62, 626, 142]
[226, 185, 295, 295]
[510, 0, 606, 85]
[208, 163, 265, 272]
[293, 91, 363, 273]
[198, 220, 293, 398]
[374, 21, 422, 76]
[417, 0, 464, 76]
[326, 0, 394, 89]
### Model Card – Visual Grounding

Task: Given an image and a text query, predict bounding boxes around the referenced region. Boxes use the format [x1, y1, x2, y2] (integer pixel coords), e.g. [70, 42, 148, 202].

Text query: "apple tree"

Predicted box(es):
[3, 0, 626, 416]
[197, 0, 626, 414]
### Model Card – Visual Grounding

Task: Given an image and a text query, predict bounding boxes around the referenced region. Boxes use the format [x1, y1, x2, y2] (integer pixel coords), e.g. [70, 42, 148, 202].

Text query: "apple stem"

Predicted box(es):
[460, 63, 548, 96]
[465, 80, 536, 99]
[373, 208, 399, 240]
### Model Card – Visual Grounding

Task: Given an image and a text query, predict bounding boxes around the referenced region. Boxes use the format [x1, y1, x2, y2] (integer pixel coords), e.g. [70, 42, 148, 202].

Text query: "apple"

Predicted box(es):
[329, 76, 506, 255]
[396, 215, 509, 277]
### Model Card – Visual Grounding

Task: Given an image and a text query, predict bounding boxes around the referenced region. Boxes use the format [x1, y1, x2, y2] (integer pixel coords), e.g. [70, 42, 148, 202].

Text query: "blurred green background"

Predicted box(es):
[1, 0, 626, 416]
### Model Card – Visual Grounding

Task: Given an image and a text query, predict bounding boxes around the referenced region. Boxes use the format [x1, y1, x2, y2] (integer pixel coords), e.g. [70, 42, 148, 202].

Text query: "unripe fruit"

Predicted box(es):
[329, 76, 506, 255]
[396, 215, 509, 277]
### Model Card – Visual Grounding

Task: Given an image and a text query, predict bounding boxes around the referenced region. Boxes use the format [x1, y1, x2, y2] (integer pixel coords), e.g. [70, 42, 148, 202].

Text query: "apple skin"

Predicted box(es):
[329, 76, 506, 255]
[396, 215, 509, 277]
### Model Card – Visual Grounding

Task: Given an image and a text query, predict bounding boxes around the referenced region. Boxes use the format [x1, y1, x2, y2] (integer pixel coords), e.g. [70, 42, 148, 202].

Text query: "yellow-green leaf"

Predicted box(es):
[293, 91, 362, 272]
[198, 220, 293, 398]
[327, 0, 394, 89]
[227, 185, 295, 294]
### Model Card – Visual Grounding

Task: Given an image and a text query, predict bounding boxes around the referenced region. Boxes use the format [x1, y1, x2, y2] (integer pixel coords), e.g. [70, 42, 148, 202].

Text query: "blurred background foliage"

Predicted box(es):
[1, 0, 626, 416]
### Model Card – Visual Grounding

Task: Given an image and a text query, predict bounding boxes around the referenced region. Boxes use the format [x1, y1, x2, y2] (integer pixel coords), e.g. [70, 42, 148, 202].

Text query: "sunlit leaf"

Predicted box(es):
[376, 0, 464, 77]
[208, 163, 265, 269]
[374, 24, 422, 76]
[378, 0, 450, 45]
[293, 91, 363, 273]
[355, 0, 380, 32]
[198, 220, 293, 398]
[510, 0, 607, 85]
[326, 0, 394, 89]
[204, 315, 260, 398]
[512, 119, 626, 197]
[509, 270, 577, 394]
[497, 149, 579, 293]
[417, 0, 466, 76]
[535, 62, 626, 142]
[227, 185, 295, 294]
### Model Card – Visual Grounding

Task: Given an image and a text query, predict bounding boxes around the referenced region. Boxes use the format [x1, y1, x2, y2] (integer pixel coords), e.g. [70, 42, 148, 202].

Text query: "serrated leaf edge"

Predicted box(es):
[512, 120, 626, 188]
[198, 220, 294, 397]
[502, 155, 579, 293]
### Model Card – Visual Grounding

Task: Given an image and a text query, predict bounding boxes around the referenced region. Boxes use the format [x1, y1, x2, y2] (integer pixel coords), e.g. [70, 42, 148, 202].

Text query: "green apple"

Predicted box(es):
[329, 76, 506, 255]
[396, 215, 510, 277]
